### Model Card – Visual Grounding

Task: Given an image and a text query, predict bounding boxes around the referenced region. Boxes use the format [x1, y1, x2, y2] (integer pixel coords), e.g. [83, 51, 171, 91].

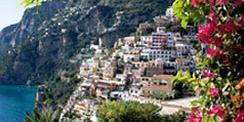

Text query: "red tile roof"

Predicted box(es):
[176, 58, 187, 63]
[142, 85, 171, 91]
[155, 74, 173, 79]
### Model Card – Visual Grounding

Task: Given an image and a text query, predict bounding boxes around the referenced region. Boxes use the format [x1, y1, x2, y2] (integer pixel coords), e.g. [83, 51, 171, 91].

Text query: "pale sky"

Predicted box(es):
[0, 0, 26, 30]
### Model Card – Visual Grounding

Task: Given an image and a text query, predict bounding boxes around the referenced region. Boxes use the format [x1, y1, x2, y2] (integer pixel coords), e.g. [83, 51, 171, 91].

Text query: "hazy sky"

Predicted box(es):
[0, 0, 26, 30]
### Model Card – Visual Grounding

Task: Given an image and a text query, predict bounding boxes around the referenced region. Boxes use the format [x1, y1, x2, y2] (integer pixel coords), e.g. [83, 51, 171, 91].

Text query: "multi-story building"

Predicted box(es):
[140, 74, 174, 98]
[175, 42, 191, 57]
[175, 58, 195, 72]
[102, 61, 117, 80]
[138, 22, 151, 32]
[140, 48, 176, 61]
[123, 49, 140, 62]
[151, 31, 168, 49]
[163, 61, 177, 74]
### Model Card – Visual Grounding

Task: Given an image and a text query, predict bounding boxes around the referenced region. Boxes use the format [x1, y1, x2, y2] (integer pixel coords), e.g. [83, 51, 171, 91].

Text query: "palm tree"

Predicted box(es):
[25, 109, 53, 122]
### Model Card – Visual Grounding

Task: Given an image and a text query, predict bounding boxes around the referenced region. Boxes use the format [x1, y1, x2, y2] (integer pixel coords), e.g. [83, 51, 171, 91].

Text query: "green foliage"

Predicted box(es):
[173, 70, 200, 93]
[25, 109, 54, 122]
[21, 0, 42, 7]
[41, 69, 82, 106]
[152, 93, 169, 100]
[159, 111, 187, 122]
[97, 101, 162, 122]
[172, 0, 243, 121]
[172, 0, 204, 28]
[0, 52, 15, 75]
[97, 101, 187, 122]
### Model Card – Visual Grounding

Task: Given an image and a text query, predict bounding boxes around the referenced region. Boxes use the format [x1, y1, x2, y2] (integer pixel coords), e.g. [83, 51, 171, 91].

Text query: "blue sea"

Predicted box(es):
[0, 85, 36, 122]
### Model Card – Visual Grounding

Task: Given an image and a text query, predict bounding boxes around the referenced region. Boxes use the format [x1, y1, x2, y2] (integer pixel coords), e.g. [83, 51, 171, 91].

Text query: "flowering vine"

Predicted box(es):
[172, 0, 243, 121]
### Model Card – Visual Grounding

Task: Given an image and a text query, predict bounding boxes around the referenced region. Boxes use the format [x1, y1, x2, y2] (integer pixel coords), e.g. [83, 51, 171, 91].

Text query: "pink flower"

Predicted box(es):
[226, 20, 239, 33]
[198, 22, 216, 43]
[207, 49, 215, 57]
[202, 36, 222, 47]
[232, 110, 244, 122]
[207, 49, 223, 59]
[208, 13, 217, 20]
[240, 15, 244, 29]
[189, 108, 202, 122]
[203, 70, 217, 78]
[191, 0, 207, 6]
[201, 0, 207, 3]
[222, 59, 231, 67]
[233, 0, 244, 8]
[191, 0, 199, 7]
[198, 26, 209, 42]
[217, 0, 229, 5]
[219, 19, 239, 35]
[207, 105, 225, 118]
[207, 109, 214, 115]
[213, 105, 225, 118]
[208, 88, 219, 97]
[209, 0, 216, 8]
[209, 37, 222, 48]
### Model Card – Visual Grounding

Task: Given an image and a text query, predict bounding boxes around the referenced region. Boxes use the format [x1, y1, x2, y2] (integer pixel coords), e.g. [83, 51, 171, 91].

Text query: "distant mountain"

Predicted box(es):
[0, 0, 173, 85]
[0, 0, 67, 57]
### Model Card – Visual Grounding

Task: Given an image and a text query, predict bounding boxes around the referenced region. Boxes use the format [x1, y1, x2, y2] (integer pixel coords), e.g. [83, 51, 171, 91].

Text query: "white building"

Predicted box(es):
[175, 42, 192, 57]
[166, 7, 174, 17]
[140, 48, 176, 61]
[123, 49, 140, 62]
[151, 31, 168, 49]
[129, 85, 141, 97]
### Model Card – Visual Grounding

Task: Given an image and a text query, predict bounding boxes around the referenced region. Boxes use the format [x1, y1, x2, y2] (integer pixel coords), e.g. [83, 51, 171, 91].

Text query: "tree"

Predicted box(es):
[25, 109, 54, 122]
[172, 0, 243, 121]
[20, 0, 42, 6]
[97, 101, 187, 122]
[97, 101, 162, 122]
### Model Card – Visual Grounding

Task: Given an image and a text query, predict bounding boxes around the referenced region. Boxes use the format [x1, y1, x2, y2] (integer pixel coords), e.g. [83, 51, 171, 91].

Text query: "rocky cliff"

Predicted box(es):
[0, 0, 172, 85]
[0, 0, 67, 57]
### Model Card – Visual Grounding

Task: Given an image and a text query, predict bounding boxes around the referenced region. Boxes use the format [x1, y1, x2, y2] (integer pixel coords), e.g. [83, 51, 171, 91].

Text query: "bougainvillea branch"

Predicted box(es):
[172, 0, 244, 121]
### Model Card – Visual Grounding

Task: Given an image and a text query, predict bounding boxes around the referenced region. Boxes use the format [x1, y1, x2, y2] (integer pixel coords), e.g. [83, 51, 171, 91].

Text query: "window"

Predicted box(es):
[159, 83, 167, 86]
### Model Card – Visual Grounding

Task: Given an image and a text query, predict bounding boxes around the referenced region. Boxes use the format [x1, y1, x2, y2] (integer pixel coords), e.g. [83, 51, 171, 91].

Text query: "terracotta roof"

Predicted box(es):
[139, 23, 150, 29]
[155, 74, 173, 79]
[142, 85, 171, 91]
[176, 58, 187, 63]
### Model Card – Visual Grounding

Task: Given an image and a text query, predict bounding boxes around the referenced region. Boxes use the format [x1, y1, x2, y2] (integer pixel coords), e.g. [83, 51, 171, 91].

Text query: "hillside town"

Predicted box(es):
[60, 7, 200, 121]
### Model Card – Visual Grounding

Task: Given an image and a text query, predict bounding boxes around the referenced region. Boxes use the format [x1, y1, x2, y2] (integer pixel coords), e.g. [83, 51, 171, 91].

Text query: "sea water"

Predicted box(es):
[0, 85, 36, 122]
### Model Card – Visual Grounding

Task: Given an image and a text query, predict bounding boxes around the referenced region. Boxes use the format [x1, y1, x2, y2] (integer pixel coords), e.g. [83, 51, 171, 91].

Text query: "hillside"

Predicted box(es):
[0, 0, 173, 85]
[0, 0, 174, 109]
[0, 0, 67, 58]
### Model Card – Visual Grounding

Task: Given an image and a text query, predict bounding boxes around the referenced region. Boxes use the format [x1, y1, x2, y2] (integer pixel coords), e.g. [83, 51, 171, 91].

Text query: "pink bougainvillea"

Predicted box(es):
[232, 110, 244, 122]
[191, 0, 199, 7]
[203, 70, 217, 78]
[217, 0, 229, 5]
[198, 22, 217, 44]
[189, 108, 202, 122]
[173, 0, 243, 121]
[206, 105, 225, 117]
[207, 49, 222, 60]
[218, 19, 239, 35]
[208, 88, 219, 97]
